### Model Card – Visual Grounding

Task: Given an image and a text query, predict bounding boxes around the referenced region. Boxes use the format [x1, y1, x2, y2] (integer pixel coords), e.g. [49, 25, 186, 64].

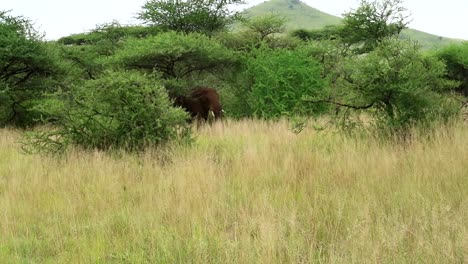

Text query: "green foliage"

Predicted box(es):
[433, 42, 468, 96]
[242, 46, 326, 118]
[218, 14, 300, 52]
[0, 11, 63, 127]
[24, 71, 189, 153]
[57, 22, 161, 53]
[326, 38, 459, 133]
[341, 0, 410, 53]
[217, 29, 301, 53]
[83, 21, 129, 56]
[241, 14, 286, 42]
[58, 44, 105, 81]
[57, 25, 160, 45]
[56, 23, 155, 83]
[138, 0, 244, 35]
[291, 25, 343, 41]
[112, 31, 237, 79]
[0, 10, 42, 39]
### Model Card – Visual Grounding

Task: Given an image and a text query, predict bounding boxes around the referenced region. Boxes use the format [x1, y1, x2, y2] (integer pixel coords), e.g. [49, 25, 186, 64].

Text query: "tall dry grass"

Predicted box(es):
[0, 119, 467, 263]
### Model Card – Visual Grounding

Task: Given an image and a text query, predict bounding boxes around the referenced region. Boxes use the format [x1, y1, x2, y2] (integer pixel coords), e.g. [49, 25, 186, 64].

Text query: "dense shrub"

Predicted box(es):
[240, 46, 326, 119]
[433, 42, 468, 96]
[24, 71, 189, 153]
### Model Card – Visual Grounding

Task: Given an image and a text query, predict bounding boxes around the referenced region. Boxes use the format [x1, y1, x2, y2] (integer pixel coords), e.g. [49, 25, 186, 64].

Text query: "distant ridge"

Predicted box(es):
[243, 0, 462, 49]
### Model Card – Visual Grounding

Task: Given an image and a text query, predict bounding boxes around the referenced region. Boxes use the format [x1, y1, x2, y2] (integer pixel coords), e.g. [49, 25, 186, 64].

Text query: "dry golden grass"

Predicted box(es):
[0, 119, 467, 263]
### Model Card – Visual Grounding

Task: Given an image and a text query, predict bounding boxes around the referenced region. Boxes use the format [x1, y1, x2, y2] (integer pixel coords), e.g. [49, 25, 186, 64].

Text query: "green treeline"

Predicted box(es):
[0, 0, 467, 152]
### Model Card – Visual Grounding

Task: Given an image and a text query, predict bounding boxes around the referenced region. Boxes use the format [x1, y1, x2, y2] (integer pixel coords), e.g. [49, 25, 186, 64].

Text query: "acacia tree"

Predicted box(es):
[0, 11, 62, 127]
[305, 38, 459, 133]
[218, 14, 301, 52]
[341, 0, 410, 53]
[112, 31, 237, 80]
[241, 14, 286, 42]
[137, 0, 244, 35]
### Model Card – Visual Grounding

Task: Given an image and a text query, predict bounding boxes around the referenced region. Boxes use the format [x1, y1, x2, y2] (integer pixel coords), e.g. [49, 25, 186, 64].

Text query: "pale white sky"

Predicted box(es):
[2, 0, 467, 40]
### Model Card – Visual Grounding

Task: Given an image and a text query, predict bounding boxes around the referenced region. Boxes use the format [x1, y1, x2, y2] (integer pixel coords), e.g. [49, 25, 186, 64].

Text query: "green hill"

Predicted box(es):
[243, 0, 341, 30]
[243, 0, 463, 49]
[400, 28, 462, 49]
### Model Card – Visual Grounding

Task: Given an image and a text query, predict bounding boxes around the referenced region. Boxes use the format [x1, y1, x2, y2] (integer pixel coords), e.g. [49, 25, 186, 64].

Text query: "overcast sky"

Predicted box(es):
[3, 0, 467, 40]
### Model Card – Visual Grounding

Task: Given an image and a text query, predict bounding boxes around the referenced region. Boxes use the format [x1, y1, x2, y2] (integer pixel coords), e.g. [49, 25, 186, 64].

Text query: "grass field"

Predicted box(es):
[0, 119, 467, 263]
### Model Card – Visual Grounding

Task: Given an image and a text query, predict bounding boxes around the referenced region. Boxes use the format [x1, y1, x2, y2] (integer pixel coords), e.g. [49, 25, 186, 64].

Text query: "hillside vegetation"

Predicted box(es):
[243, 0, 463, 48]
[1, 120, 467, 263]
[243, 0, 341, 30]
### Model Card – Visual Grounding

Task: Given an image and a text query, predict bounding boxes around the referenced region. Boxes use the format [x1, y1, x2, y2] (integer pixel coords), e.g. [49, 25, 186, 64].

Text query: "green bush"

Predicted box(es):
[241, 46, 326, 118]
[433, 42, 468, 96]
[24, 71, 189, 153]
